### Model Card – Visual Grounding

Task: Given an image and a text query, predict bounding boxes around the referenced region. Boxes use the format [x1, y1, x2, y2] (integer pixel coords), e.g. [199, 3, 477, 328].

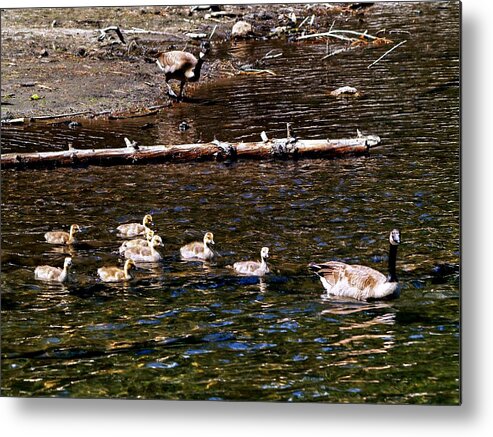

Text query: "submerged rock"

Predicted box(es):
[329, 86, 363, 97]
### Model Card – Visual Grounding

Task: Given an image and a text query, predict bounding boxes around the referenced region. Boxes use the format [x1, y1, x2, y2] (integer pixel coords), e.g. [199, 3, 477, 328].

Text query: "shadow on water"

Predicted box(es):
[1, 2, 459, 403]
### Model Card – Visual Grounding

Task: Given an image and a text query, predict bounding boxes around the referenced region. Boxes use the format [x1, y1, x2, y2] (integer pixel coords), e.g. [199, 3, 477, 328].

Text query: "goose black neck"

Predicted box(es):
[388, 244, 398, 282]
[193, 57, 205, 80]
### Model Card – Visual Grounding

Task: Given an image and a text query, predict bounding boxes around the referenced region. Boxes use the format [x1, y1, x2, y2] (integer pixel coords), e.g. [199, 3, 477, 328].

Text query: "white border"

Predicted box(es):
[2, 0, 492, 436]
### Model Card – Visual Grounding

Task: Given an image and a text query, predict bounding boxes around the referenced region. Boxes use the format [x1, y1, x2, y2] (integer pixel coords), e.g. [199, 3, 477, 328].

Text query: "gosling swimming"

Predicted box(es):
[44, 224, 80, 245]
[180, 232, 215, 261]
[117, 214, 153, 238]
[233, 247, 270, 276]
[118, 228, 154, 254]
[34, 257, 72, 282]
[309, 229, 402, 301]
[98, 259, 135, 282]
[124, 235, 163, 263]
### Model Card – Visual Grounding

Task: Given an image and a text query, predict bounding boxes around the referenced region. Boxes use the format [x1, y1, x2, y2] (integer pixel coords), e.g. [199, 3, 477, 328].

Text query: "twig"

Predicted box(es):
[367, 40, 407, 68]
[263, 49, 283, 60]
[209, 24, 218, 40]
[298, 15, 310, 29]
[30, 111, 93, 121]
[130, 27, 182, 37]
[389, 30, 412, 35]
[322, 46, 352, 60]
[237, 68, 276, 76]
[298, 32, 356, 42]
[328, 29, 379, 40]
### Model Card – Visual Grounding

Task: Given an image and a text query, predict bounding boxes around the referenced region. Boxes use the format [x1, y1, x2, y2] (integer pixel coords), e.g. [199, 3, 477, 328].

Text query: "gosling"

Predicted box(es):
[44, 224, 80, 245]
[98, 259, 135, 283]
[34, 257, 72, 282]
[124, 235, 163, 263]
[117, 214, 153, 238]
[180, 232, 215, 261]
[118, 229, 155, 254]
[233, 247, 270, 276]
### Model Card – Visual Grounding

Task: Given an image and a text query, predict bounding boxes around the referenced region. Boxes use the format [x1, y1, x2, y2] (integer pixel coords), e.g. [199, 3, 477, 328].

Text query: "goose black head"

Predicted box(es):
[199, 40, 211, 57]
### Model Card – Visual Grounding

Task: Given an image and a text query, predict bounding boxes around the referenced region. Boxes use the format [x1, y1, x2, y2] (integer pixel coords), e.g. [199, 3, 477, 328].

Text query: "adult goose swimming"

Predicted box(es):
[98, 259, 135, 283]
[180, 232, 215, 261]
[44, 224, 80, 245]
[117, 214, 153, 238]
[309, 229, 402, 301]
[34, 257, 72, 282]
[233, 247, 270, 276]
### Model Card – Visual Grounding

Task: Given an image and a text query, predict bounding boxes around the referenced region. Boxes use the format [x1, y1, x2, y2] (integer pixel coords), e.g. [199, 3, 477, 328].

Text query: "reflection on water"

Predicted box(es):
[1, 2, 459, 403]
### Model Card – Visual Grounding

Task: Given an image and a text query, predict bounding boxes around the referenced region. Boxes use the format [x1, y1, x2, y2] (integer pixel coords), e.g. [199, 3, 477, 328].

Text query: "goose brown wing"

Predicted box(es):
[161, 51, 196, 73]
[311, 261, 347, 287]
[311, 261, 386, 289]
[341, 264, 387, 289]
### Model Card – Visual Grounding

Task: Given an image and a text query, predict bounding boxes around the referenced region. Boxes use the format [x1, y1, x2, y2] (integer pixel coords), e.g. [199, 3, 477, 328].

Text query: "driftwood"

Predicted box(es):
[98, 26, 126, 44]
[1, 134, 381, 170]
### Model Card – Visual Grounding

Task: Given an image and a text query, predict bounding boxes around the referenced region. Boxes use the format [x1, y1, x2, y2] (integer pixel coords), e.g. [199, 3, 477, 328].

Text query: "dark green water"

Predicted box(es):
[1, 2, 460, 403]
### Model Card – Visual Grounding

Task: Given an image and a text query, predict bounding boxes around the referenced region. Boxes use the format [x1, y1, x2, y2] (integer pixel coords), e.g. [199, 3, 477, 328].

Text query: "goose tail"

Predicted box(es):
[308, 262, 323, 273]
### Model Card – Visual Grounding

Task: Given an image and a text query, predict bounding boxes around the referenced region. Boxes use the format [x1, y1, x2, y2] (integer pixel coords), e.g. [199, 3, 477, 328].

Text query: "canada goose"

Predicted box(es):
[98, 259, 135, 282]
[118, 229, 155, 254]
[124, 235, 163, 263]
[44, 224, 80, 245]
[117, 214, 152, 238]
[34, 257, 72, 282]
[156, 40, 210, 100]
[233, 247, 270, 276]
[180, 231, 215, 261]
[309, 229, 402, 301]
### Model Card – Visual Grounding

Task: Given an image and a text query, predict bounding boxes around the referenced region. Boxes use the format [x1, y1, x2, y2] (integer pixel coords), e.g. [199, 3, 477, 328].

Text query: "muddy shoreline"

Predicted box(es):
[1, 4, 370, 121]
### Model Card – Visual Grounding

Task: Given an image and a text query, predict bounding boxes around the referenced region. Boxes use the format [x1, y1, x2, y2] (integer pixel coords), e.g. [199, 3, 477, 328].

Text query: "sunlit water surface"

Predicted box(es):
[1, 2, 459, 403]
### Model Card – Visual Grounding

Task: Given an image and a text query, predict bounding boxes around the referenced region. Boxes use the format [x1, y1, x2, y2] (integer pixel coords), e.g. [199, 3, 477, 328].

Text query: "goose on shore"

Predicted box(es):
[156, 40, 210, 100]
[44, 224, 80, 245]
[180, 232, 215, 261]
[34, 257, 72, 282]
[124, 235, 163, 263]
[309, 229, 402, 301]
[233, 247, 270, 276]
[117, 214, 152, 238]
[118, 229, 155, 254]
[98, 259, 135, 282]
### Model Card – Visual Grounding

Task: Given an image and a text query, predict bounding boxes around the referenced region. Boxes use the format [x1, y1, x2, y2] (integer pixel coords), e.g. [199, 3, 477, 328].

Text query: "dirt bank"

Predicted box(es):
[1, 4, 366, 120]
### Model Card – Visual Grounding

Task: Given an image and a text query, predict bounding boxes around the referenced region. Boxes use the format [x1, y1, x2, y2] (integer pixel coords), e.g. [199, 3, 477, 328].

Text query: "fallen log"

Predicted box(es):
[1, 134, 381, 170]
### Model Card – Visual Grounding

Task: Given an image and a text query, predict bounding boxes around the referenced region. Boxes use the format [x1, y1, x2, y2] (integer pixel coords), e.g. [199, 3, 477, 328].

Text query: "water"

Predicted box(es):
[1, 2, 460, 403]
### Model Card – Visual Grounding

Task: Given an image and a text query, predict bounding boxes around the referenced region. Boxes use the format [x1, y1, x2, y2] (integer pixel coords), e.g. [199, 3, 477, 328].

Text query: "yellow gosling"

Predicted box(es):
[118, 229, 155, 254]
[233, 247, 270, 276]
[34, 257, 72, 282]
[180, 232, 215, 261]
[124, 235, 163, 263]
[98, 259, 135, 282]
[117, 214, 153, 238]
[44, 224, 80, 245]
